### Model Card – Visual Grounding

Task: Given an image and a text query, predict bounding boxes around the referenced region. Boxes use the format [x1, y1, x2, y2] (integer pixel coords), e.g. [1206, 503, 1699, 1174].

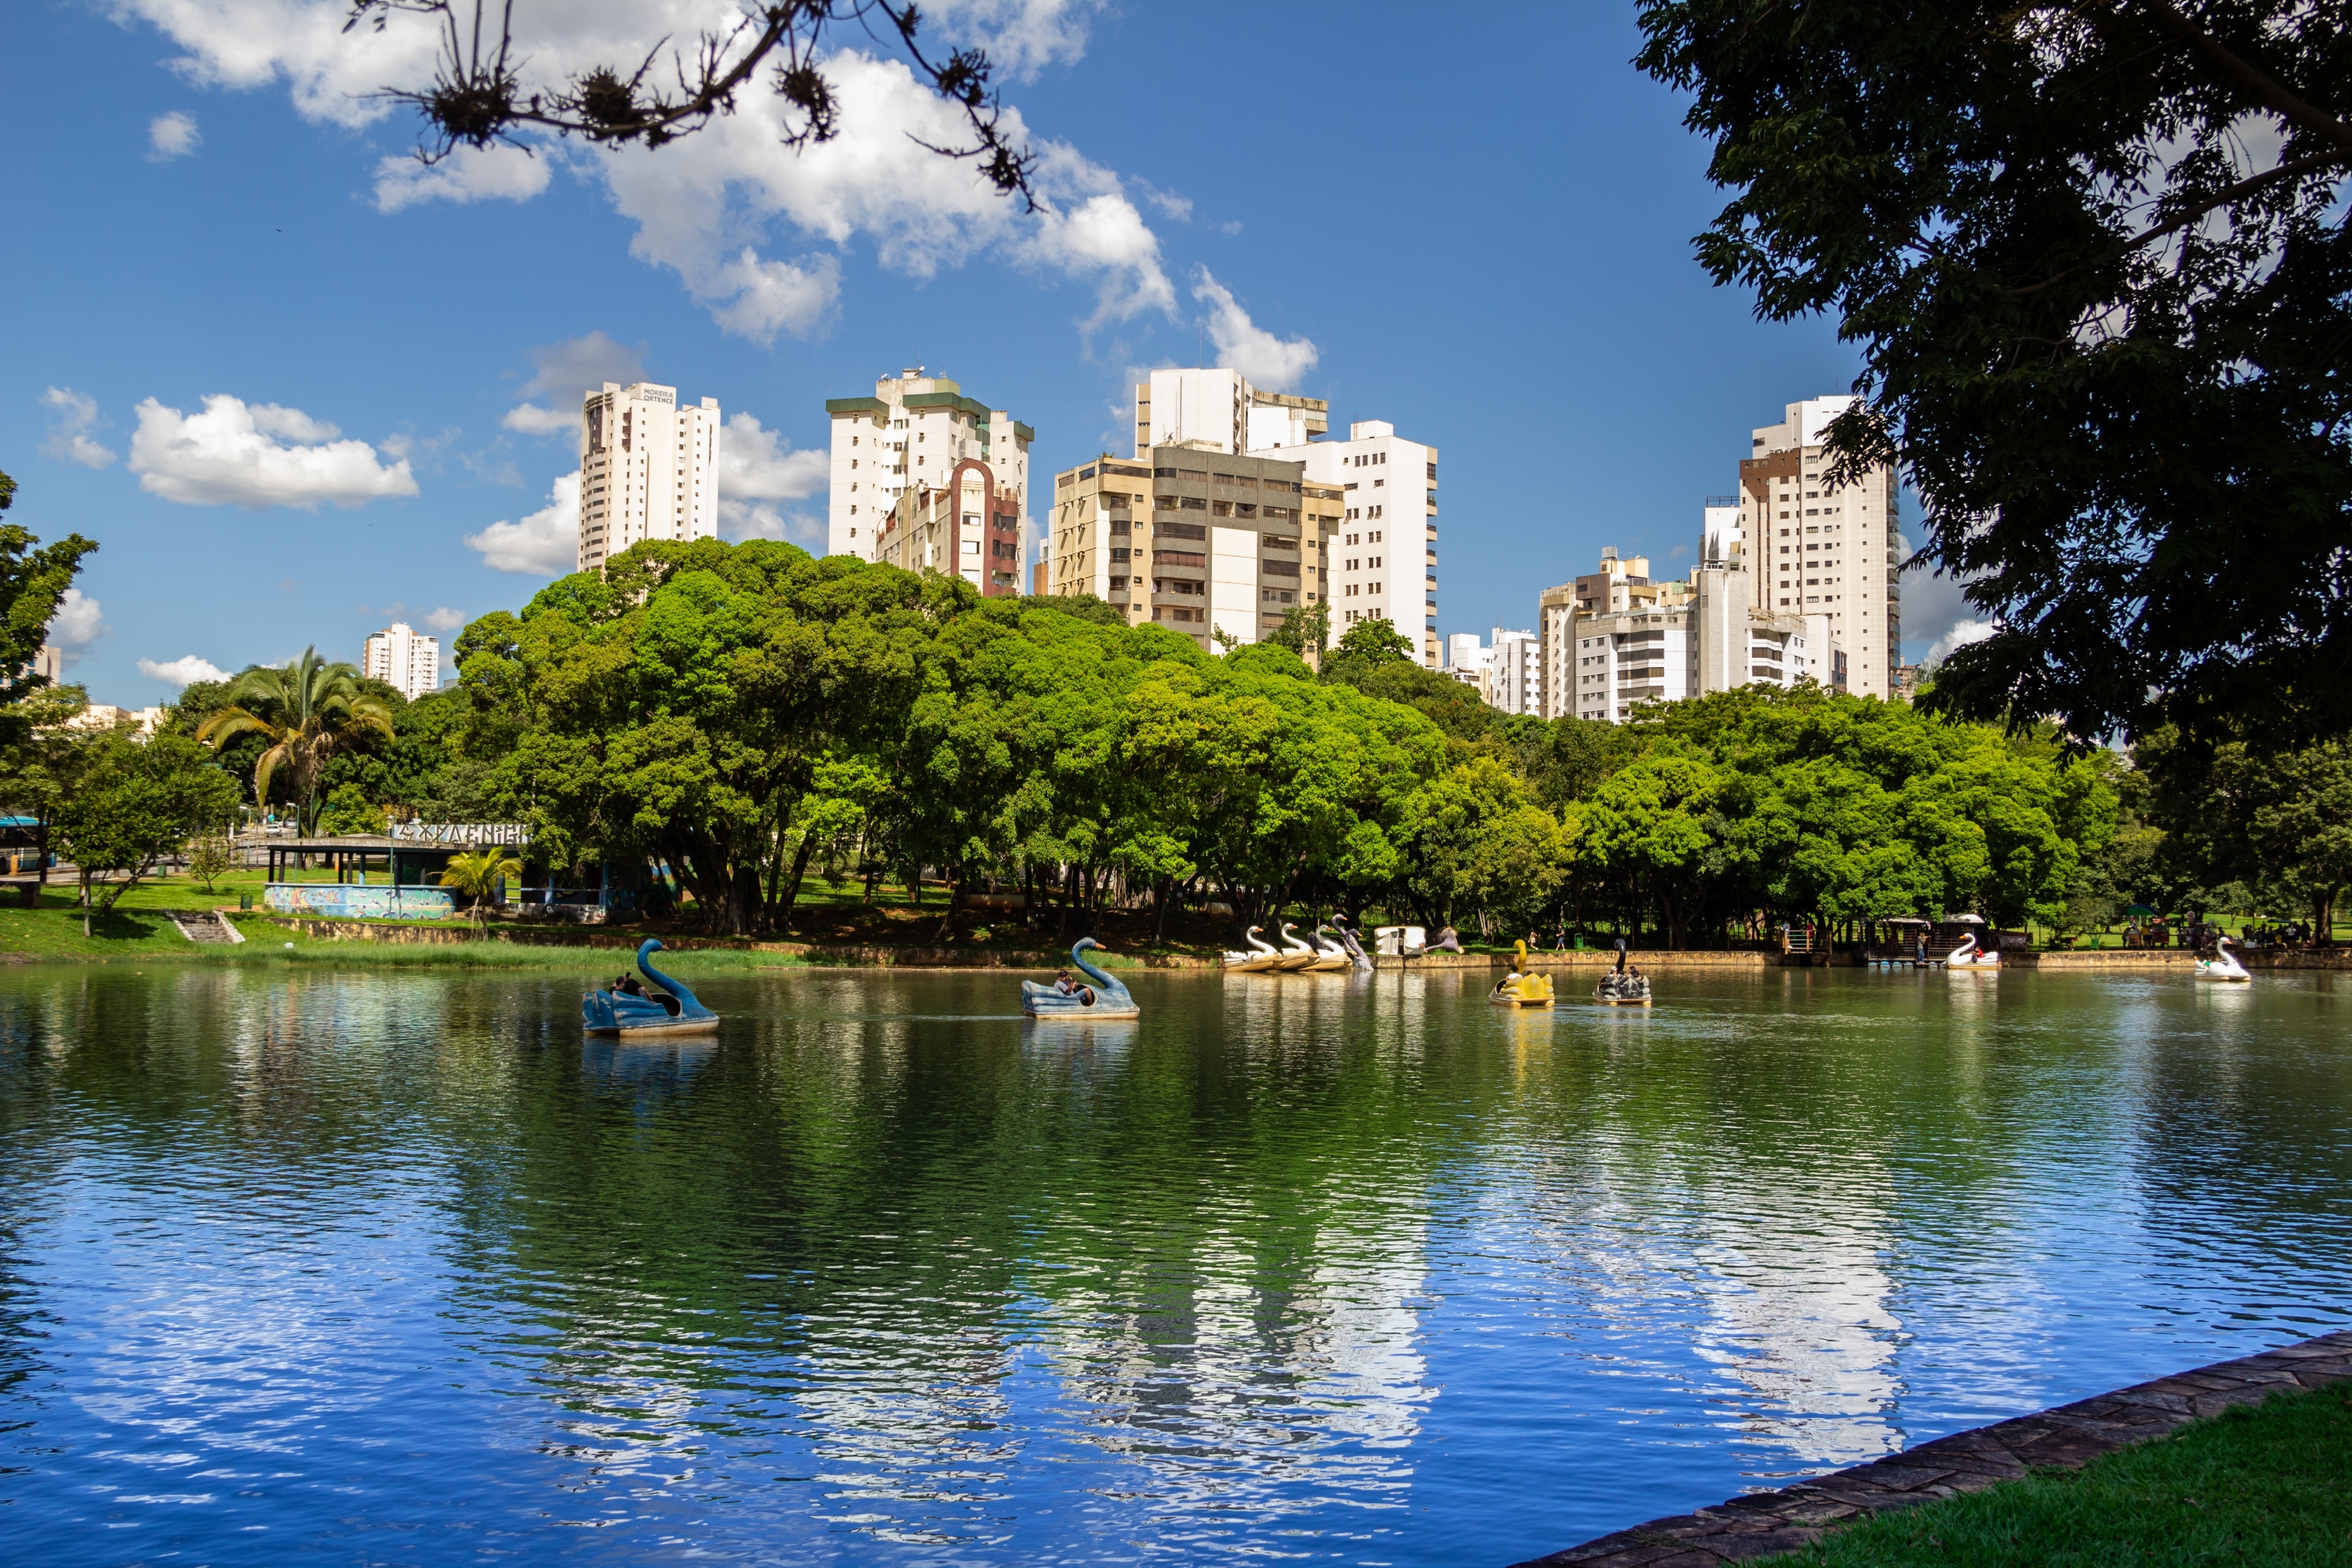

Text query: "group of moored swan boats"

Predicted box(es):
[580, 920, 2256, 1041]
[1219, 920, 1373, 973]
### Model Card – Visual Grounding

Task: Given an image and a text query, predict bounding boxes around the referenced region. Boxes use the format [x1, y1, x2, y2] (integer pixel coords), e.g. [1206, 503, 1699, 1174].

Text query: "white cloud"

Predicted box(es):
[500, 403, 578, 436]
[421, 606, 467, 632]
[720, 503, 821, 544]
[374, 142, 552, 212]
[1926, 618, 2000, 666]
[111, 7, 1173, 342]
[40, 388, 118, 469]
[594, 48, 1170, 341]
[1193, 269, 1316, 388]
[129, 393, 419, 508]
[502, 331, 650, 435]
[48, 589, 108, 667]
[148, 110, 201, 159]
[465, 472, 579, 576]
[138, 654, 230, 688]
[717, 411, 827, 500]
[715, 410, 827, 541]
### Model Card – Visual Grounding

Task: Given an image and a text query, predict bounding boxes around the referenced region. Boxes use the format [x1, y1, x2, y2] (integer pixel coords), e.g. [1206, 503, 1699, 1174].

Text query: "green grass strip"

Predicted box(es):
[1765, 1383, 2352, 1567]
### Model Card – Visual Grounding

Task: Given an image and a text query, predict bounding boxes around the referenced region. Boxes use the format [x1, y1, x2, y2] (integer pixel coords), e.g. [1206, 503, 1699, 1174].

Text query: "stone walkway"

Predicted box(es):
[1510, 1330, 2352, 1567]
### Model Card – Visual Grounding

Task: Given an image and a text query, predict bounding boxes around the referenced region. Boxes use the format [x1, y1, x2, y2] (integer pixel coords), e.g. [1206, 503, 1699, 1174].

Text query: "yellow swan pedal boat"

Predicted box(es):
[1489, 940, 1555, 1007]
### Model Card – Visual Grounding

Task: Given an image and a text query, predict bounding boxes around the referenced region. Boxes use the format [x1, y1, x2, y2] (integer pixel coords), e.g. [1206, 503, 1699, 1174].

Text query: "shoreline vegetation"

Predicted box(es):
[6, 868, 2347, 971]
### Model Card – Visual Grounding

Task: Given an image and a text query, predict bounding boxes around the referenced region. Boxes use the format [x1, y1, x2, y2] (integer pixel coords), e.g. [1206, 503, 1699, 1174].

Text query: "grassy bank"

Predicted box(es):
[1764, 1382, 2352, 1567]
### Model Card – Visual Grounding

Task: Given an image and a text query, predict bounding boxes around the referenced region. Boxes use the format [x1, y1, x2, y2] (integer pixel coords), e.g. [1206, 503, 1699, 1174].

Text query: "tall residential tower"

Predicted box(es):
[1738, 396, 1900, 698]
[576, 382, 721, 572]
[826, 369, 1031, 564]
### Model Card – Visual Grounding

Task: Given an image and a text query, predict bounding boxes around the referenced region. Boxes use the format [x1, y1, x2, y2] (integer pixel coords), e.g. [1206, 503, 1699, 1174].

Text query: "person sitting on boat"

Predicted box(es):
[1053, 970, 1074, 994]
[614, 973, 644, 997]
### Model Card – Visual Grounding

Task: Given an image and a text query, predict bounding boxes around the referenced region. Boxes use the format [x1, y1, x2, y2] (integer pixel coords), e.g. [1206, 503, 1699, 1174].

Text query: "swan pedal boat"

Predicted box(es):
[1221, 926, 1281, 972]
[1593, 970, 1653, 1006]
[1270, 921, 1321, 971]
[1022, 938, 1141, 1019]
[584, 938, 720, 1036]
[1490, 940, 1555, 1006]
[1945, 931, 2001, 970]
[2194, 937, 2251, 982]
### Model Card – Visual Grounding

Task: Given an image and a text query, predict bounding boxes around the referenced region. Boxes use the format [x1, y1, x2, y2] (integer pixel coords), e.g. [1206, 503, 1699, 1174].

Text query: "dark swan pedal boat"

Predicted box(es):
[582, 938, 720, 1036]
[1022, 938, 1140, 1019]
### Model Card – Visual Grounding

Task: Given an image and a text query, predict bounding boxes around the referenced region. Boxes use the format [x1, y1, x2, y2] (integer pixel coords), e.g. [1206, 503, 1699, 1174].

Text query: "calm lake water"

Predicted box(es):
[2, 963, 2347, 1566]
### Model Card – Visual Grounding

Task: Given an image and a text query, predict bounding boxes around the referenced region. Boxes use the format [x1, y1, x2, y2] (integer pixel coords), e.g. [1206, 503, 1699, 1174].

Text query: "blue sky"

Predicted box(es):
[2, 0, 1967, 704]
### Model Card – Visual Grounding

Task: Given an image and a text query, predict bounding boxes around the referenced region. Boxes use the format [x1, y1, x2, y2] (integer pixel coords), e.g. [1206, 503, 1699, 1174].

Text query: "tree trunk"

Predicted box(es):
[775, 832, 819, 931]
[80, 867, 91, 938]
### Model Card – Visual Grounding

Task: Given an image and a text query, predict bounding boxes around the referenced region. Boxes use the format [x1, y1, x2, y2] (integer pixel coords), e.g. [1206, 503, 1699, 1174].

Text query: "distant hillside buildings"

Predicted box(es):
[363, 622, 440, 701]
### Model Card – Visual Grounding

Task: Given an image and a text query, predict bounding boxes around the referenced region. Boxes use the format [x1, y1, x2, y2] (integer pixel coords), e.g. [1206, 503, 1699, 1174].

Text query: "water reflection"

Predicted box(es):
[0, 966, 2346, 1567]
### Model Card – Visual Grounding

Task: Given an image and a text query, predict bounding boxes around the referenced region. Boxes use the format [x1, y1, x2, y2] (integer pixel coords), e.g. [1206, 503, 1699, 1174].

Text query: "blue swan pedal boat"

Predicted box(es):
[582, 938, 720, 1036]
[1022, 938, 1140, 1019]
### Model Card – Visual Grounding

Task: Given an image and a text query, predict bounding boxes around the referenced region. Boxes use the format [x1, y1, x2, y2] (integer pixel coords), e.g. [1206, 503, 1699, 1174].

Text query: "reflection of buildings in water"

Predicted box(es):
[1510, 1124, 1909, 1473]
[1030, 1198, 1436, 1509]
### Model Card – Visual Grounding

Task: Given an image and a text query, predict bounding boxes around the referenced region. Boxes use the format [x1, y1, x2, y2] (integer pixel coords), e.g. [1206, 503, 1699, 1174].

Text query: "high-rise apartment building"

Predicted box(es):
[1737, 396, 1900, 698]
[1135, 368, 1329, 457]
[576, 382, 720, 572]
[1483, 627, 1540, 715]
[32, 645, 61, 685]
[1259, 420, 1441, 668]
[827, 369, 1031, 562]
[869, 456, 1027, 596]
[363, 622, 440, 701]
[1548, 544, 1836, 725]
[1044, 446, 1340, 651]
[1133, 369, 1439, 668]
[1444, 632, 1492, 692]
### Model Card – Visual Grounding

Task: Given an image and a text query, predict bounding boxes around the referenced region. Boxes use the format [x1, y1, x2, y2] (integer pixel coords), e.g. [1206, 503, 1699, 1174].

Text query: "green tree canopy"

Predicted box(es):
[1637, 1, 2352, 747]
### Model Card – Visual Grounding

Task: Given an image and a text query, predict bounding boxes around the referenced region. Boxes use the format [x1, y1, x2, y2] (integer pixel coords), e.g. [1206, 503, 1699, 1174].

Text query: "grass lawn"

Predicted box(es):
[1763, 1382, 2352, 1567]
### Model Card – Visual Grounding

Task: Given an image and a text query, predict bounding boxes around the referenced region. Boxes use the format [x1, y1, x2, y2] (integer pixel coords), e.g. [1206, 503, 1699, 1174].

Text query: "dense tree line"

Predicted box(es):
[10, 532, 2348, 946]
[151, 538, 2141, 944]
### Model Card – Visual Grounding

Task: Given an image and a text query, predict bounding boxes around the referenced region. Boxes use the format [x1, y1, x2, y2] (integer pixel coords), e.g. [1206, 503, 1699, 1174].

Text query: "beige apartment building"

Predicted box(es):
[363, 621, 440, 701]
[1740, 396, 1901, 698]
[826, 369, 1031, 562]
[1044, 445, 1341, 650]
[869, 458, 1027, 596]
[1545, 546, 1841, 724]
[576, 382, 720, 571]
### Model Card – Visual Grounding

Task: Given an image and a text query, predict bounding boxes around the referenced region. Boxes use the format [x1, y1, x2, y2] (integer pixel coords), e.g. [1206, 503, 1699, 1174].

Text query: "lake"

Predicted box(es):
[2, 963, 2346, 1566]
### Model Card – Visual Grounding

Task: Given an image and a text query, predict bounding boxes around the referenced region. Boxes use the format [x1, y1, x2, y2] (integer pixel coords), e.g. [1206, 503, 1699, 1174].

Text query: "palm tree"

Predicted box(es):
[197, 648, 395, 836]
[435, 848, 522, 934]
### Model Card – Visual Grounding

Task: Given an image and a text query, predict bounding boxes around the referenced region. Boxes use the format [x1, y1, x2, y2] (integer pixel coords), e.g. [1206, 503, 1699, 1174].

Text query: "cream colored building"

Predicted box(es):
[576, 382, 720, 572]
[1538, 549, 1692, 718]
[32, 645, 62, 685]
[827, 369, 1031, 564]
[1741, 396, 1900, 698]
[363, 621, 440, 701]
[1134, 368, 1327, 458]
[869, 459, 1027, 597]
[1045, 446, 1336, 651]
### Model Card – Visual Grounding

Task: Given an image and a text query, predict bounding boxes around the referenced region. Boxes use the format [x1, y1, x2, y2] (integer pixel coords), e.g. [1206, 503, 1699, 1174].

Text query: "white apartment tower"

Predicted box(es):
[1257, 419, 1441, 668]
[576, 382, 720, 572]
[1740, 396, 1900, 698]
[363, 622, 440, 701]
[827, 369, 1032, 562]
[1483, 627, 1540, 715]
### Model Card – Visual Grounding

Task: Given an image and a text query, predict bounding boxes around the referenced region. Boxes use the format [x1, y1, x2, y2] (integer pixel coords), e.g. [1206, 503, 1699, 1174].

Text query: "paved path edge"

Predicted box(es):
[1508, 1329, 2352, 1567]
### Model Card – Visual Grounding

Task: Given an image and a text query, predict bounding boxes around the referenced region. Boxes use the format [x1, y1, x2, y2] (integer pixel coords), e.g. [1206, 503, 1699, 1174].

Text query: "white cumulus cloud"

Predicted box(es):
[1194, 269, 1316, 388]
[1926, 618, 2000, 666]
[722, 504, 821, 544]
[129, 394, 419, 508]
[503, 331, 652, 435]
[48, 589, 108, 666]
[148, 110, 201, 159]
[138, 654, 230, 688]
[466, 472, 579, 576]
[40, 388, 118, 469]
[111, 4, 1170, 343]
[374, 142, 552, 212]
[421, 606, 467, 632]
[717, 411, 827, 500]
